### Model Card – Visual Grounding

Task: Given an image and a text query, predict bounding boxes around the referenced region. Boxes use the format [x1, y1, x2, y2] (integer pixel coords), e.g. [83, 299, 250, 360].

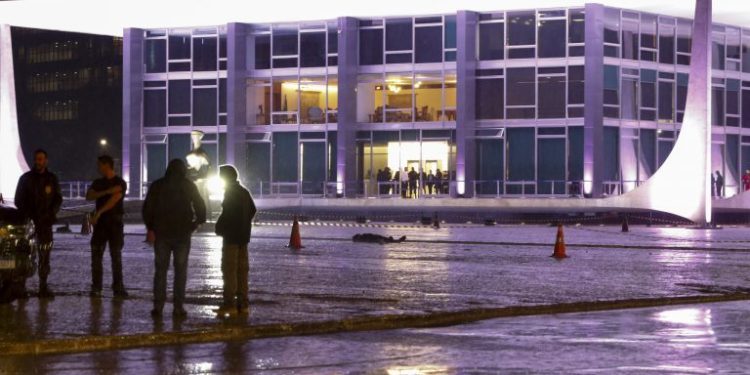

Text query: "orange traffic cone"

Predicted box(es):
[81, 214, 92, 235]
[287, 216, 303, 250]
[551, 224, 567, 259]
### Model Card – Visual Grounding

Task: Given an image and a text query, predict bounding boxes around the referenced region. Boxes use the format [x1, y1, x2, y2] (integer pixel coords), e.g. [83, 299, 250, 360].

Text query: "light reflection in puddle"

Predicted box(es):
[386, 365, 449, 375]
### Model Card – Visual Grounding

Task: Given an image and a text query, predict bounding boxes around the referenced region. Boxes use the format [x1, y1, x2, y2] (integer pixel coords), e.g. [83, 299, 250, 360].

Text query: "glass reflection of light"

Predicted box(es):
[654, 307, 715, 344]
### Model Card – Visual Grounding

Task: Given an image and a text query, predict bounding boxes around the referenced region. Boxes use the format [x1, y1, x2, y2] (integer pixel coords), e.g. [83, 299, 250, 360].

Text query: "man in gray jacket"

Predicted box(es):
[142, 159, 206, 319]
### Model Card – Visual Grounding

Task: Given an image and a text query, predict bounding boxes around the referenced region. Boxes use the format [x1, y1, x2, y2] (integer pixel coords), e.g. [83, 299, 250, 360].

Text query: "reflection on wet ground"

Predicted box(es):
[1, 224, 750, 343]
[4, 301, 750, 374]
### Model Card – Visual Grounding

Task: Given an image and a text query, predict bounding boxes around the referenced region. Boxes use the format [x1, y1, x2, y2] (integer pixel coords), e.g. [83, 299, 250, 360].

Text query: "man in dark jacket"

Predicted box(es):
[214, 165, 256, 316]
[86, 155, 128, 298]
[142, 159, 206, 318]
[14, 149, 62, 298]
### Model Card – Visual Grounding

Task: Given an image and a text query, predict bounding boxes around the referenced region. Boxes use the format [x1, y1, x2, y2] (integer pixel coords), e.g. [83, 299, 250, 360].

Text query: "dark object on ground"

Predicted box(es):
[352, 233, 407, 244]
[0, 205, 37, 304]
[56, 223, 72, 233]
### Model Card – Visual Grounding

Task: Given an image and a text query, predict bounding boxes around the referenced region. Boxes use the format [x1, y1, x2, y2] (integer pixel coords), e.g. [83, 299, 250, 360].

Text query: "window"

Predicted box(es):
[658, 81, 674, 122]
[659, 26, 675, 65]
[568, 66, 584, 105]
[414, 73, 443, 121]
[357, 74, 383, 122]
[568, 9, 585, 44]
[742, 89, 750, 128]
[169, 32, 190, 60]
[506, 68, 535, 106]
[272, 79, 299, 124]
[444, 16, 456, 49]
[506, 128, 535, 190]
[247, 79, 270, 125]
[712, 87, 724, 126]
[538, 75, 565, 118]
[359, 29, 383, 65]
[144, 90, 166, 127]
[219, 78, 227, 114]
[144, 39, 166, 73]
[538, 20, 565, 58]
[478, 23, 504, 60]
[713, 38, 725, 70]
[300, 32, 326, 67]
[476, 78, 504, 119]
[621, 78, 638, 120]
[168, 80, 190, 114]
[415, 26, 442, 63]
[254, 35, 270, 69]
[193, 37, 217, 71]
[603, 8, 620, 45]
[743, 34, 750, 73]
[385, 18, 412, 51]
[603, 65, 619, 118]
[640, 69, 656, 121]
[272, 26, 298, 68]
[273, 27, 298, 56]
[193, 88, 217, 126]
[507, 11, 535, 46]
[622, 20, 639, 60]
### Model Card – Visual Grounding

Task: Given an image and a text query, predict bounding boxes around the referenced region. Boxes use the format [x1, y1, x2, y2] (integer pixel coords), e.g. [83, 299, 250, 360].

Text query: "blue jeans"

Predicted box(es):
[153, 236, 191, 310]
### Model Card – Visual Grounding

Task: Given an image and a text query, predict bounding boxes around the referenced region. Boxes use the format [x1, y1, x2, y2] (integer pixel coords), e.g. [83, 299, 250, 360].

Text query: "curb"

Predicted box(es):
[2, 293, 748, 356]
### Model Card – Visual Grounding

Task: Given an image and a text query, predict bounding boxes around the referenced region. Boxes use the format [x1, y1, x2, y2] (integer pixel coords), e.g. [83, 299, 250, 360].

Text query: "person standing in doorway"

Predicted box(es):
[435, 169, 444, 195]
[427, 170, 436, 195]
[408, 167, 418, 198]
[214, 165, 256, 316]
[86, 155, 128, 299]
[742, 169, 750, 191]
[400, 167, 409, 198]
[143, 159, 206, 319]
[14, 149, 62, 298]
[715, 171, 724, 198]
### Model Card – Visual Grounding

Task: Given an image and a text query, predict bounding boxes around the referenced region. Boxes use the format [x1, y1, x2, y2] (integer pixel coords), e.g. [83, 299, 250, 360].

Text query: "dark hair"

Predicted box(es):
[97, 155, 115, 169]
[34, 149, 48, 158]
[219, 164, 239, 182]
[165, 159, 187, 178]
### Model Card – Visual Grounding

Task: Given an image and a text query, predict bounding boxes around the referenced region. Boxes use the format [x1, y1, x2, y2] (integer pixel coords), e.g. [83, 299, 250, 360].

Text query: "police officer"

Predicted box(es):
[85, 155, 128, 298]
[14, 149, 62, 298]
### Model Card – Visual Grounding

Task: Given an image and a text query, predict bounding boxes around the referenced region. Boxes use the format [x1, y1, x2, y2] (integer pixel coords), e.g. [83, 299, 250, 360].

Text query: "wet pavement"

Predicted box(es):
[3, 300, 750, 374]
[1, 223, 749, 344]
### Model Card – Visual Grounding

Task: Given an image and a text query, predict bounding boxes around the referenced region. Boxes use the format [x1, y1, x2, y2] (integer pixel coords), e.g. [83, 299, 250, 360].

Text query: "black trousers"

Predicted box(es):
[90, 217, 125, 291]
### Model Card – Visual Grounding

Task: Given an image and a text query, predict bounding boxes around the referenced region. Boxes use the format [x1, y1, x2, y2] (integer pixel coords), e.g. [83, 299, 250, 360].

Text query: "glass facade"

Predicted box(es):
[126, 5, 750, 199]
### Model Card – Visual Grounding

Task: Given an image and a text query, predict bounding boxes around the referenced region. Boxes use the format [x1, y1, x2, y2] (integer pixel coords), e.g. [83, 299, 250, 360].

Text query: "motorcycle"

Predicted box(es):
[0, 204, 36, 304]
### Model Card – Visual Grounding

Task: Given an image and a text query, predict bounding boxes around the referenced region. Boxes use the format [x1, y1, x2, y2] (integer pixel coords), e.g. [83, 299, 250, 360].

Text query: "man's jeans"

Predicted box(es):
[153, 236, 191, 310]
[91, 218, 125, 292]
[221, 244, 249, 308]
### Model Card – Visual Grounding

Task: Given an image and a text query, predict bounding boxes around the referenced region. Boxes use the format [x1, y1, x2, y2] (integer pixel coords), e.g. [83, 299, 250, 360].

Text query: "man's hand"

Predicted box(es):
[90, 211, 100, 225]
[106, 186, 123, 195]
[146, 230, 156, 246]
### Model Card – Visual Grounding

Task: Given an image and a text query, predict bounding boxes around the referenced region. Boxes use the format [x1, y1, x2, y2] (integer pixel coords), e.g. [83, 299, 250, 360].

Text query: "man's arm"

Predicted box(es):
[142, 182, 158, 231]
[189, 182, 207, 226]
[86, 184, 122, 201]
[247, 191, 257, 221]
[14, 175, 27, 214]
[51, 175, 63, 216]
[91, 192, 123, 224]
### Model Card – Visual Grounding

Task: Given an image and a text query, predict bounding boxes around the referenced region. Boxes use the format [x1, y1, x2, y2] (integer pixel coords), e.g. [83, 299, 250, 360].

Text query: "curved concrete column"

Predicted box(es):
[0, 24, 30, 201]
[605, 0, 713, 224]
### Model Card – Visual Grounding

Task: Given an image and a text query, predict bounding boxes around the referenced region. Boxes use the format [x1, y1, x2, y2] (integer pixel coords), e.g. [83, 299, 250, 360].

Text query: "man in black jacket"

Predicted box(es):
[14, 149, 62, 298]
[142, 159, 206, 319]
[214, 165, 256, 316]
[86, 155, 128, 298]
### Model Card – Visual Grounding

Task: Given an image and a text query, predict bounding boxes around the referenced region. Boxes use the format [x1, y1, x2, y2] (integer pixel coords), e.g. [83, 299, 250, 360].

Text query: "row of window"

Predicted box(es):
[253, 22, 338, 69]
[144, 31, 227, 73]
[143, 79, 227, 127]
[603, 65, 750, 127]
[604, 7, 750, 73]
[25, 67, 121, 93]
[32, 100, 79, 122]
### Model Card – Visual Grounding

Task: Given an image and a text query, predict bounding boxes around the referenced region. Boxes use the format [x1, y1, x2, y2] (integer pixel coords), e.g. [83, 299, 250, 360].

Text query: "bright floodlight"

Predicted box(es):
[99, 138, 107, 146]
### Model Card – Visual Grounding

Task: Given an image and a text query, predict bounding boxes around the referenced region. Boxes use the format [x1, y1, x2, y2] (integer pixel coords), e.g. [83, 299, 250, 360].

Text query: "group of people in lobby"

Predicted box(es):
[375, 167, 449, 198]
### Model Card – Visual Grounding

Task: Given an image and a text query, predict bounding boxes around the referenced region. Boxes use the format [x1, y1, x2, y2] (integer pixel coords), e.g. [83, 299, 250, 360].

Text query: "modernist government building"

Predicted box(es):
[122, 3, 749, 200]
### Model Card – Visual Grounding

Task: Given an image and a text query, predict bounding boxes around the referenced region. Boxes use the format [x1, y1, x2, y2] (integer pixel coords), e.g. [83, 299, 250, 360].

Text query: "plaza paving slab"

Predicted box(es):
[0, 224, 749, 346]
[2, 300, 750, 374]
